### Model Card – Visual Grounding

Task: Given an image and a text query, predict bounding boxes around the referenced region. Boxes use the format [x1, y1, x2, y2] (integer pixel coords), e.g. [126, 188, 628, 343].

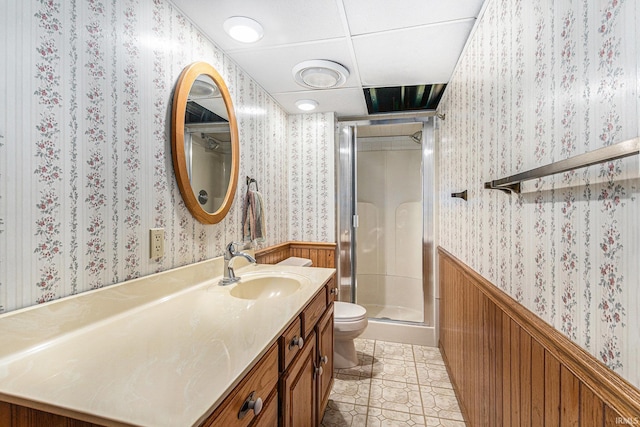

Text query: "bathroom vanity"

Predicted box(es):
[0, 258, 336, 427]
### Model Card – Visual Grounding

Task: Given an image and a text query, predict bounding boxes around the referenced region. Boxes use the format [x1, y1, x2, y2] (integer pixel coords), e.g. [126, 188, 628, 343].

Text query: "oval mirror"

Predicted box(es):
[171, 62, 239, 224]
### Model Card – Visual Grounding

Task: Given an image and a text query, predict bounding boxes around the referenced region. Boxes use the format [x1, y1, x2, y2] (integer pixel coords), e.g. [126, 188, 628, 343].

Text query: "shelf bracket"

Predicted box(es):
[484, 182, 521, 194]
[451, 190, 468, 200]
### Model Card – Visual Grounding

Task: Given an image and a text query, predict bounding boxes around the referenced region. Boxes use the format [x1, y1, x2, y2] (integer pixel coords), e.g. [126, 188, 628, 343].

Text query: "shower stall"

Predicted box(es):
[337, 114, 437, 346]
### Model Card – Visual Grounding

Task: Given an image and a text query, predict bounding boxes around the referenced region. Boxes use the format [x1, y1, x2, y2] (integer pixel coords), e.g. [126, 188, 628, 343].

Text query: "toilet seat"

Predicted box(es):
[334, 302, 366, 322]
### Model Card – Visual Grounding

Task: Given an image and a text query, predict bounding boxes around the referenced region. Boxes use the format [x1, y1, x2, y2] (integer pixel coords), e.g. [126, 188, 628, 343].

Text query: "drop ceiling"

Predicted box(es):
[170, 0, 486, 118]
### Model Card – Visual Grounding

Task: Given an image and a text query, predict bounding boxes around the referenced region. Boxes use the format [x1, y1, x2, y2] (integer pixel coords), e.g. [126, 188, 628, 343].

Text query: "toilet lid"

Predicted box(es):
[334, 302, 366, 321]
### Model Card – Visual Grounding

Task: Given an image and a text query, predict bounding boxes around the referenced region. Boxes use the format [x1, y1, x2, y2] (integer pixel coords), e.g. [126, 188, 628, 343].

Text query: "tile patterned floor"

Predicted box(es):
[321, 339, 467, 427]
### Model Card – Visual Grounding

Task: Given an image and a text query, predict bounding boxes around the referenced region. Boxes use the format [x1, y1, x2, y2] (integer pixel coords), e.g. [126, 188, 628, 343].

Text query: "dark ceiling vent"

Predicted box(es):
[363, 84, 446, 114]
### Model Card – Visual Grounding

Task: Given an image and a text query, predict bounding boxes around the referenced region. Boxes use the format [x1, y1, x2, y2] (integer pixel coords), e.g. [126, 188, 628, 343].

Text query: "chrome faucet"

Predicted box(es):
[219, 242, 256, 286]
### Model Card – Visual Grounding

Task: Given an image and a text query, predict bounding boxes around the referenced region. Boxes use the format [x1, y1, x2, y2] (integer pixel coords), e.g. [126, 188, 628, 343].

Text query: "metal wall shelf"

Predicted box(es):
[484, 137, 639, 194]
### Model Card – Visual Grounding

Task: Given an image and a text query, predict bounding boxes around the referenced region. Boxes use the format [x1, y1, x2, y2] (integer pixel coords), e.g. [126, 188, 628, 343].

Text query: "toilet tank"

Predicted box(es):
[276, 257, 312, 267]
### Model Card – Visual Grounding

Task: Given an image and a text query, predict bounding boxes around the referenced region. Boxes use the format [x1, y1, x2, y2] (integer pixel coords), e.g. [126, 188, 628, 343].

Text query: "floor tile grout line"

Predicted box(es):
[412, 343, 428, 424]
[363, 339, 376, 426]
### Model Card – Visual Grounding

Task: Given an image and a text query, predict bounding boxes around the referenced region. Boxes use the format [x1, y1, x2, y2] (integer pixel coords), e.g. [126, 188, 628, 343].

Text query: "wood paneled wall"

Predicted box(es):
[254, 242, 291, 265]
[255, 242, 336, 269]
[438, 248, 640, 427]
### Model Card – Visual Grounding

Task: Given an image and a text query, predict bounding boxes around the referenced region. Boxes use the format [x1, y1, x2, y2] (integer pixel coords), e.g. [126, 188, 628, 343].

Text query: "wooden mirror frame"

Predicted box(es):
[171, 62, 240, 224]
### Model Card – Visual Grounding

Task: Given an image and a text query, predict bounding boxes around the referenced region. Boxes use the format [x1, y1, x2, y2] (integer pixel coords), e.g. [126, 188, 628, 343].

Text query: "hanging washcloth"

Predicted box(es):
[242, 187, 266, 243]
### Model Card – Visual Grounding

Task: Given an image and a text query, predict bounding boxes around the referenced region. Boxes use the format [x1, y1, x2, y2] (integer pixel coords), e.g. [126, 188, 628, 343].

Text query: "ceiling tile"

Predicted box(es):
[352, 19, 475, 87]
[172, 0, 487, 118]
[343, 0, 484, 35]
[227, 39, 358, 94]
[272, 88, 368, 117]
[170, 0, 346, 51]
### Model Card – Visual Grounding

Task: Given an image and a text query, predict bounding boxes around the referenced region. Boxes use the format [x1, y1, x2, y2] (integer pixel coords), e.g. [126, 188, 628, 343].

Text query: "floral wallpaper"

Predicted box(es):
[288, 113, 336, 243]
[0, 0, 334, 314]
[438, 0, 639, 388]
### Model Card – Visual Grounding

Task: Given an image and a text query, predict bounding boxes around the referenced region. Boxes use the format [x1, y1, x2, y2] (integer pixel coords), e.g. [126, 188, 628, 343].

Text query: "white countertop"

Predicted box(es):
[0, 257, 335, 426]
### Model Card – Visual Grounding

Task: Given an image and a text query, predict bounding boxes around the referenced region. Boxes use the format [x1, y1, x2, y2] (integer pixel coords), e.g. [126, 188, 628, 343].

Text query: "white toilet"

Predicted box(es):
[277, 257, 368, 369]
[333, 301, 368, 369]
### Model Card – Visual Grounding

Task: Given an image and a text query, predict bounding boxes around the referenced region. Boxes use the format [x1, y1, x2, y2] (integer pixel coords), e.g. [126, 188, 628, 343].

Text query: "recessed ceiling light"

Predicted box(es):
[292, 60, 349, 89]
[295, 99, 319, 111]
[223, 16, 264, 43]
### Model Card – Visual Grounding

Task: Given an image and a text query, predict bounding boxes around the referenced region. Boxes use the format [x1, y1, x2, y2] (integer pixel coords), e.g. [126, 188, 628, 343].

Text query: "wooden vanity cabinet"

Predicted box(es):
[0, 275, 337, 427]
[0, 403, 101, 427]
[205, 275, 336, 427]
[208, 275, 336, 427]
[280, 277, 335, 427]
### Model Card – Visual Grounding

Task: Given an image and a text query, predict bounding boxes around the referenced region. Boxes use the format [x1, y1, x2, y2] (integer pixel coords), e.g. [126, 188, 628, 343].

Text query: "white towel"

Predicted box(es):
[242, 188, 266, 243]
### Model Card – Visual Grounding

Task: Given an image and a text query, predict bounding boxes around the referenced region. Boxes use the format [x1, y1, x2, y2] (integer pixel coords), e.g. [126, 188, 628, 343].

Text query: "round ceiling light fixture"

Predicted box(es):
[223, 16, 264, 43]
[189, 78, 218, 99]
[292, 60, 349, 89]
[295, 99, 319, 111]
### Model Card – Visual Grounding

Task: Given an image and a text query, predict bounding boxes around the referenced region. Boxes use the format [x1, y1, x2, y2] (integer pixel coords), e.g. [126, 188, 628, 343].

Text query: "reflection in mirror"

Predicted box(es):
[184, 75, 232, 214]
[171, 62, 239, 224]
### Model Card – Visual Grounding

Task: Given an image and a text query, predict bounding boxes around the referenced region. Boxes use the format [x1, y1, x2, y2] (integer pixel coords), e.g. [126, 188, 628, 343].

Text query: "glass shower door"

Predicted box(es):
[354, 127, 424, 323]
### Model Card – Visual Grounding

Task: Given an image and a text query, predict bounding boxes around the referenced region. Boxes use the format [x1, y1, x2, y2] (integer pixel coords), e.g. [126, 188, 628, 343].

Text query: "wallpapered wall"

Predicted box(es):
[438, 0, 639, 388]
[0, 0, 335, 314]
[288, 114, 335, 243]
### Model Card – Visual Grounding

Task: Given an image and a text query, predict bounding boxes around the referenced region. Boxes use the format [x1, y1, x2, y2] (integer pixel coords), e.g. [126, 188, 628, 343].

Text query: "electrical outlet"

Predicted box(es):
[150, 228, 164, 258]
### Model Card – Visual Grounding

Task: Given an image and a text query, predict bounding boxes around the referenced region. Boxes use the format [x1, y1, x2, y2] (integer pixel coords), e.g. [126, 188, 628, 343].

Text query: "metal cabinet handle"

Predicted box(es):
[288, 335, 304, 350]
[238, 391, 263, 419]
[330, 287, 338, 295]
[320, 355, 328, 365]
[315, 366, 323, 377]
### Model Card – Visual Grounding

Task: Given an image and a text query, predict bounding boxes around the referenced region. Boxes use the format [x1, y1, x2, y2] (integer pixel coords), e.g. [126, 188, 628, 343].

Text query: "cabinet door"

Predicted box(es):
[281, 331, 317, 427]
[316, 304, 334, 423]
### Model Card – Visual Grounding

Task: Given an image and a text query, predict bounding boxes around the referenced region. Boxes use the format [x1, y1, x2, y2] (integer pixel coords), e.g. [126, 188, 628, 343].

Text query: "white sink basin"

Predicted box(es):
[230, 273, 307, 300]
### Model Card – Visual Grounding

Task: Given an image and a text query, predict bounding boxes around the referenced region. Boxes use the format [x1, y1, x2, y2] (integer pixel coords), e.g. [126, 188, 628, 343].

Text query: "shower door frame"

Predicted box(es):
[336, 113, 437, 326]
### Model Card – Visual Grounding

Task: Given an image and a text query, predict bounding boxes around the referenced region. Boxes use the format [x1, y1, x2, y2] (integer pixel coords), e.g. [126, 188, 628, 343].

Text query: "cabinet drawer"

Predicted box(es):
[250, 390, 278, 427]
[301, 287, 327, 339]
[203, 344, 278, 427]
[326, 276, 338, 303]
[279, 317, 303, 372]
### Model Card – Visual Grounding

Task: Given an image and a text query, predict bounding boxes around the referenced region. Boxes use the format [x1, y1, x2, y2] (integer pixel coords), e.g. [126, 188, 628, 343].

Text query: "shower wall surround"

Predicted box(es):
[438, 0, 639, 388]
[0, 1, 334, 313]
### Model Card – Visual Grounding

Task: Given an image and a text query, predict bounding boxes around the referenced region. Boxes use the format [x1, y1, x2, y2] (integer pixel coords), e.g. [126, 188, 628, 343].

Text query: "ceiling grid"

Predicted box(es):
[170, 0, 485, 117]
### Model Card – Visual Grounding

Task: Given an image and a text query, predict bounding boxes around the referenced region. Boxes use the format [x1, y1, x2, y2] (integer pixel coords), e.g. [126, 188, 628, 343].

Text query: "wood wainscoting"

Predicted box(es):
[255, 242, 336, 269]
[438, 247, 640, 427]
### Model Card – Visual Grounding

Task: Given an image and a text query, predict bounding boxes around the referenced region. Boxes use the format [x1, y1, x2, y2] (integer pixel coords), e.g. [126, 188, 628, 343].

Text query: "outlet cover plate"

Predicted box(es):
[150, 228, 164, 258]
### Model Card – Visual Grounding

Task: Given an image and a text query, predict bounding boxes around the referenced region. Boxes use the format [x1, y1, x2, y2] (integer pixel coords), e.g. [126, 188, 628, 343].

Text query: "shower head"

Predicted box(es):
[410, 131, 422, 144]
[200, 133, 221, 150]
